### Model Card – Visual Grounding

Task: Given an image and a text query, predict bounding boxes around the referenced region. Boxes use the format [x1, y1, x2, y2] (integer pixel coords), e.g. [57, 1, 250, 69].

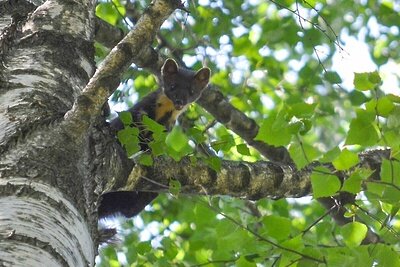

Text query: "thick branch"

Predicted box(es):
[113, 149, 389, 199]
[113, 157, 309, 199]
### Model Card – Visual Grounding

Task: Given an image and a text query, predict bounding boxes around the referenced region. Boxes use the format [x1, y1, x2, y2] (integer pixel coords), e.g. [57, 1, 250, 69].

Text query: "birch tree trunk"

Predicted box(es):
[0, 0, 97, 265]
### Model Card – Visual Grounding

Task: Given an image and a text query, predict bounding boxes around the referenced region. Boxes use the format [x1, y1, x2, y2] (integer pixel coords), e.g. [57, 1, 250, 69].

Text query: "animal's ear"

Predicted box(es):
[194, 67, 211, 89]
[162, 58, 179, 76]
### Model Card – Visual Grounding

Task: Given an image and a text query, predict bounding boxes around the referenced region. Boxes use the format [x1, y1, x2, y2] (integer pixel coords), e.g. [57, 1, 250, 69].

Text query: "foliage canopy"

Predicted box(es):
[96, 0, 400, 266]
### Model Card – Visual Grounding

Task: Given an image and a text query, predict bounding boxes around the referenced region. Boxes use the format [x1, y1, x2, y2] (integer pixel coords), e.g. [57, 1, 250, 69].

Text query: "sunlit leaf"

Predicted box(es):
[311, 167, 341, 198]
[204, 156, 222, 172]
[255, 110, 292, 146]
[365, 96, 395, 117]
[169, 179, 181, 197]
[137, 241, 152, 255]
[118, 111, 133, 125]
[166, 126, 189, 152]
[342, 168, 372, 194]
[353, 71, 381, 91]
[341, 222, 367, 247]
[289, 142, 320, 169]
[261, 215, 291, 240]
[332, 148, 359, 170]
[138, 153, 153, 166]
[345, 110, 379, 146]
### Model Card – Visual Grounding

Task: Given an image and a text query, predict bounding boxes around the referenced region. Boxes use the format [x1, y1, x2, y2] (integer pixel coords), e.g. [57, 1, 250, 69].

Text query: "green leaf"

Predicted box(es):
[288, 102, 317, 118]
[287, 120, 303, 134]
[373, 244, 400, 267]
[387, 93, 400, 103]
[320, 146, 341, 163]
[236, 144, 251, 156]
[342, 168, 372, 194]
[367, 183, 400, 204]
[368, 71, 382, 84]
[237, 256, 257, 267]
[261, 215, 291, 240]
[298, 247, 323, 267]
[96, 3, 121, 25]
[149, 138, 167, 156]
[117, 126, 139, 144]
[204, 156, 222, 172]
[211, 134, 235, 152]
[142, 115, 166, 134]
[124, 141, 141, 157]
[353, 71, 381, 91]
[384, 131, 400, 151]
[324, 71, 342, 84]
[169, 179, 181, 197]
[374, 158, 400, 203]
[187, 127, 206, 143]
[161, 238, 179, 260]
[381, 186, 400, 204]
[137, 241, 152, 255]
[289, 142, 320, 169]
[341, 222, 367, 247]
[280, 234, 304, 251]
[380, 159, 400, 185]
[365, 96, 395, 117]
[194, 202, 216, 227]
[299, 119, 312, 135]
[166, 126, 189, 152]
[348, 90, 369, 106]
[255, 110, 292, 146]
[311, 167, 341, 198]
[118, 111, 133, 125]
[353, 72, 373, 90]
[138, 153, 153, 166]
[376, 96, 395, 116]
[345, 110, 379, 146]
[117, 127, 140, 156]
[332, 148, 359, 170]
[381, 203, 400, 228]
[387, 106, 400, 129]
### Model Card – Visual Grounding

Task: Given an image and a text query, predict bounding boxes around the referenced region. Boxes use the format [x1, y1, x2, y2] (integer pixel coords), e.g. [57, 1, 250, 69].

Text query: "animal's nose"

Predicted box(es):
[175, 100, 184, 110]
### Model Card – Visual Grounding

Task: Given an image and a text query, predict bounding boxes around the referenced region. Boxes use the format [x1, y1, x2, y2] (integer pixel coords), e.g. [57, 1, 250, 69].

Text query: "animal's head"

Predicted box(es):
[161, 58, 211, 110]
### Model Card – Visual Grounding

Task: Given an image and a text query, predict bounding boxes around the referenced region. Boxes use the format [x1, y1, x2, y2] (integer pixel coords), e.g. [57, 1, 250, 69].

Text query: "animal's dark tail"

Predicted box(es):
[98, 191, 158, 218]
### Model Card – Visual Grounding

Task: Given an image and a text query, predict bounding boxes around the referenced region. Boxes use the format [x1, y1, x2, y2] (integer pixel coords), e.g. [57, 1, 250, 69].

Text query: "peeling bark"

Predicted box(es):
[0, 178, 93, 266]
[1, 0, 97, 265]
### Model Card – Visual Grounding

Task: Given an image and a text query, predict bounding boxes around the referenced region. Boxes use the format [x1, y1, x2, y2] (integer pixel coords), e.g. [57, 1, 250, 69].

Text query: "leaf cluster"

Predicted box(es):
[96, 0, 400, 265]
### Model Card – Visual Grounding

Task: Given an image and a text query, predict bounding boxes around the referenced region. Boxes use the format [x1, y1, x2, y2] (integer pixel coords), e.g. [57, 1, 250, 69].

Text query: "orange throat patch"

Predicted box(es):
[155, 94, 186, 127]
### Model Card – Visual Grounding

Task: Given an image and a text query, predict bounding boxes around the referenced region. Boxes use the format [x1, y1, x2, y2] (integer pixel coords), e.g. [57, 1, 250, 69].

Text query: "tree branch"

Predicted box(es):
[107, 149, 389, 201]
[121, 157, 309, 199]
